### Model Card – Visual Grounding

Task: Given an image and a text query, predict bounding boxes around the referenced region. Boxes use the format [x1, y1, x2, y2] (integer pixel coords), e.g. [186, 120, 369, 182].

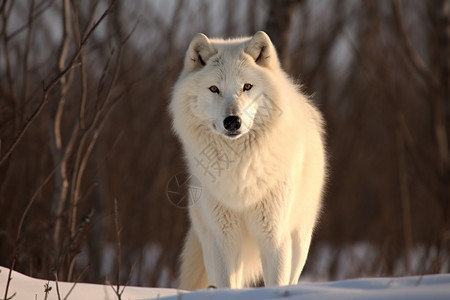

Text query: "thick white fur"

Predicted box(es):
[169, 31, 326, 290]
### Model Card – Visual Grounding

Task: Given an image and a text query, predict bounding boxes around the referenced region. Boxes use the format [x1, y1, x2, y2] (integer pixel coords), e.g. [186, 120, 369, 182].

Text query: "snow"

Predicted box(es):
[0, 266, 178, 300]
[1, 266, 449, 300]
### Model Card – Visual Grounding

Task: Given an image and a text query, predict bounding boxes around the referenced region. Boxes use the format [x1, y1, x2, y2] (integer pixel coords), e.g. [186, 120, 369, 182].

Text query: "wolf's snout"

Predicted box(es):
[223, 116, 241, 132]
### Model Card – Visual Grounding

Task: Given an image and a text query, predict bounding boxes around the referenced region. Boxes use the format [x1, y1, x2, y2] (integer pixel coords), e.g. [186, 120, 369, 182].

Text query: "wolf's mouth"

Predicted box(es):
[225, 131, 241, 139]
[212, 123, 242, 139]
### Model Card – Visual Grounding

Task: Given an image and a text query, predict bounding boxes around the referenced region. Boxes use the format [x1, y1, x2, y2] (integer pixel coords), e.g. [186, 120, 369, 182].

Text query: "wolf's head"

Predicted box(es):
[172, 31, 283, 141]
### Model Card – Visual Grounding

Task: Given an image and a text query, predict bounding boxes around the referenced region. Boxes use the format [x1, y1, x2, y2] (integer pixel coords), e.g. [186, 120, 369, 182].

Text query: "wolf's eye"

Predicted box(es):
[243, 83, 253, 91]
[209, 86, 220, 94]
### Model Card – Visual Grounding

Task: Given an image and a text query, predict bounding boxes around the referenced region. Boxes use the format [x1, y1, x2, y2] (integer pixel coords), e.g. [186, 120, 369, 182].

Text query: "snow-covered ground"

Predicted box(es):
[0, 266, 178, 300]
[1, 266, 449, 300]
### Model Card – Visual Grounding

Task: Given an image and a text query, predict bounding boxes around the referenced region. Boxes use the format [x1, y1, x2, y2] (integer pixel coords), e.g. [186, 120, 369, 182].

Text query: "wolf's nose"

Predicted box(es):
[223, 115, 241, 132]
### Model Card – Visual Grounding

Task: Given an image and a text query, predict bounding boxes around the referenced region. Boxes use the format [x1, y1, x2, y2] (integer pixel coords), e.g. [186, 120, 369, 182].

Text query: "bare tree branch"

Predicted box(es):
[5, 0, 55, 42]
[392, 0, 439, 88]
[0, 0, 117, 167]
[0, 61, 80, 167]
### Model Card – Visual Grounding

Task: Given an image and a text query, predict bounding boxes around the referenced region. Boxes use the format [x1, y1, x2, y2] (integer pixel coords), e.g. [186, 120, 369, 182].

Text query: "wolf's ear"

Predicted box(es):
[245, 31, 279, 70]
[183, 33, 216, 74]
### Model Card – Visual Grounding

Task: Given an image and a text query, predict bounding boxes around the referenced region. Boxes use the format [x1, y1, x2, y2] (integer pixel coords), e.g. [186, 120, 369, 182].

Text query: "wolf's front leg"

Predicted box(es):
[192, 200, 245, 288]
[246, 195, 292, 286]
[201, 232, 244, 288]
[257, 234, 292, 286]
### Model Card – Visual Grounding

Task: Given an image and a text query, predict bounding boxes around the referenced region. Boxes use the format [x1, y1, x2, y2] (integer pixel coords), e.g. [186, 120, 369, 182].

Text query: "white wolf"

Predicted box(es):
[169, 31, 326, 290]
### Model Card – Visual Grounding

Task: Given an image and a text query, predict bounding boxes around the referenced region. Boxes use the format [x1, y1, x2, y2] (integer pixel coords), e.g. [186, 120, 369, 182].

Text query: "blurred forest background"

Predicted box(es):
[0, 0, 449, 288]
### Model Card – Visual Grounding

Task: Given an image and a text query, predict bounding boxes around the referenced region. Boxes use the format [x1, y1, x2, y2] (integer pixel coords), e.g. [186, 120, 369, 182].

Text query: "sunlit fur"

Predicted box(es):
[169, 31, 326, 290]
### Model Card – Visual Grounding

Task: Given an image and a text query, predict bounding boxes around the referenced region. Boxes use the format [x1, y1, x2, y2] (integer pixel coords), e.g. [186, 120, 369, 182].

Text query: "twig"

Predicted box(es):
[1, 0, 18, 108]
[121, 15, 141, 46]
[43, 281, 52, 300]
[95, 48, 116, 110]
[63, 264, 90, 300]
[392, 0, 439, 88]
[54, 0, 74, 150]
[71, 0, 98, 130]
[54, 271, 61, 300]
[51, 122, 80, 250]
[52, 209, 94, 272]
[3, 162, 60, 300]
[58, 208, 94, 282]
[21, 0, 35, 104]
[120, 262, 136, 295]
[5, 0, 55, 41]
[109, 262, 136, 300]
[109, 198, 136, 300]
[2, 291, 17, 300]
[113, 198, 123, 300]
